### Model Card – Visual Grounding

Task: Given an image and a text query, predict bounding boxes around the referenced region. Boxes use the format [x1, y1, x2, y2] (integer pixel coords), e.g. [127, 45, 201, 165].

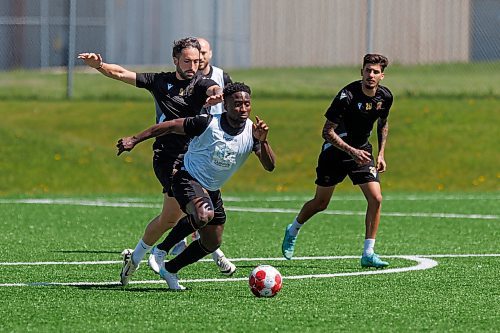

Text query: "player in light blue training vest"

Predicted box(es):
[117, 82, 276, 290]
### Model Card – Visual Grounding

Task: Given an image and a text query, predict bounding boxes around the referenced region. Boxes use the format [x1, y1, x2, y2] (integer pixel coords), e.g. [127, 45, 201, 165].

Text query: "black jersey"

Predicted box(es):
[136, 72, 218, 158]
[325, 80, 393, 148]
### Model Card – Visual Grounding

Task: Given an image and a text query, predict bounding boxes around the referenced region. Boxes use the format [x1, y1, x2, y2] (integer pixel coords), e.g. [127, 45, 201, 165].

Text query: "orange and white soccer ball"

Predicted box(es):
[248, 265, 282, 297]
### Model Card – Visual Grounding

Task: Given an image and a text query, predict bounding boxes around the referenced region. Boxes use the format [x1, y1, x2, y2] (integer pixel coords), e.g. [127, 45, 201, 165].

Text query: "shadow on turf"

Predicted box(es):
[71, 285, 185, 292]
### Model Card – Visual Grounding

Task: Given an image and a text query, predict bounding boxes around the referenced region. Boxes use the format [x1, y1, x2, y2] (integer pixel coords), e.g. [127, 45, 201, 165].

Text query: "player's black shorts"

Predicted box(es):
[171, 169, 226, 225]
[315, 142, 379, 187]
[152, 152, 183, 196]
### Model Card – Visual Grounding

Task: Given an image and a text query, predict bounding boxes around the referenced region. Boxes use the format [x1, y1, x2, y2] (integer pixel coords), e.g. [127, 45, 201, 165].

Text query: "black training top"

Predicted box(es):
[136, 72, 218, 158]
[325, 80, 393, 148]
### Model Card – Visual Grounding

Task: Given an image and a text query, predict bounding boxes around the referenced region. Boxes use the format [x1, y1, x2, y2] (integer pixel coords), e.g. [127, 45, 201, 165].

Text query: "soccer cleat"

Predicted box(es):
[159, 267, 186, 290]
[120, 249, 139, 286]
[215, 256, 237, 276]
[360, 253, 390, 268]
[147, 245, 167, 274]
[281, 224, 297, 260]
[170, 238, 188, 256]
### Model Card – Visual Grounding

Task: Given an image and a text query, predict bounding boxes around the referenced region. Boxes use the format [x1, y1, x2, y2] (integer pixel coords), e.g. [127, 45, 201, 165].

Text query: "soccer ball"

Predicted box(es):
[248, 265, 282, 297]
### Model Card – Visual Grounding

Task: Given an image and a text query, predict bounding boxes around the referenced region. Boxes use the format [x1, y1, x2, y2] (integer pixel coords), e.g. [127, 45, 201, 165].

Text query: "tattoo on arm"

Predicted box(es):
[322, 120, 354, 155]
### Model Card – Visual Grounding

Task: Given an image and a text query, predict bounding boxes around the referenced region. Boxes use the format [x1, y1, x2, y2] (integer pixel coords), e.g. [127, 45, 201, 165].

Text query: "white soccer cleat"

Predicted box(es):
[120, 249, 139, 286]
[170, 238, 188, 256]
[159, 267, 186, 290]
[215, 256, 237, 276]
[147, 245, 167, 274]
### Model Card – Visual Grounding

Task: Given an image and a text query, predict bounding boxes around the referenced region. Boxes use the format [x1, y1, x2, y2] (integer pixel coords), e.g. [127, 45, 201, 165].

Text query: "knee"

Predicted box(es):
[313, 197, 330, 212]
[368, 193, 383, 208]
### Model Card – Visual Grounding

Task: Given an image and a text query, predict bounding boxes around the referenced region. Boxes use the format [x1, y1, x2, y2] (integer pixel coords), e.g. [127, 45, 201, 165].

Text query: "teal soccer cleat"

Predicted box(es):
[360, 253, 389, 268]
[281, 224, 298, 260]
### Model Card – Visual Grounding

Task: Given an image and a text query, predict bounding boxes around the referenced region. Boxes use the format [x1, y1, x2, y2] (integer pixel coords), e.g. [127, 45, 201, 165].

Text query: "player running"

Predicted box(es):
[281, 54, 393, 268]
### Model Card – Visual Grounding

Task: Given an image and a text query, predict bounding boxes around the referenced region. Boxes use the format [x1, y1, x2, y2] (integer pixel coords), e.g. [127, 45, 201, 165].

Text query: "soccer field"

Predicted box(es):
[0, 193, 498, 332]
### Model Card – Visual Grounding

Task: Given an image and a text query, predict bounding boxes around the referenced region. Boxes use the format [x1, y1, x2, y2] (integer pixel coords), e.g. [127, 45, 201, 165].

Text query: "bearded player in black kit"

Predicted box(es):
[78, 37, 231, 285]
[282, 54, 393, 268]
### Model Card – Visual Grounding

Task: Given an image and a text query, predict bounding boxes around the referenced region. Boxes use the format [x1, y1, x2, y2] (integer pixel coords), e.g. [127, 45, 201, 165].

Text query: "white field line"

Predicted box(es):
[0, 198, 497, 220]
[0, 255, 439, 287]
[1, 254, 499, 266]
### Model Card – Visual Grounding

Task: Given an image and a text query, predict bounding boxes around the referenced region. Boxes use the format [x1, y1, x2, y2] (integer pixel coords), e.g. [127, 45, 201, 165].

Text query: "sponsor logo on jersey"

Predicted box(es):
[167, 83, 173, 90]
[340, 91, 347, 100]
[365, 103, 372, 110]
[358, 102, 362, 110]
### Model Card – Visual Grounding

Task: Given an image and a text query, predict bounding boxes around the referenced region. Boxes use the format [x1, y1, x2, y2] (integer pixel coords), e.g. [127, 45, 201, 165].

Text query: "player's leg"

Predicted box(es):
[282, 145, 344, 260]
[207, 191, 236, 275]
[121, 195, 183, 285]
[358, 181, 388, 268]
[282, 185, 335, 260]
[160, 170, 215, 289]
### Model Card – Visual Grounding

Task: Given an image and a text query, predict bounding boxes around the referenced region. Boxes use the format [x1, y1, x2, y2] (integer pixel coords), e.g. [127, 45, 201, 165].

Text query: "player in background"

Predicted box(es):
[77, 37, 229, 286]
[281, 54, 393, 268]
[154, 38, 236, 275]
[117, 82, 275, 290]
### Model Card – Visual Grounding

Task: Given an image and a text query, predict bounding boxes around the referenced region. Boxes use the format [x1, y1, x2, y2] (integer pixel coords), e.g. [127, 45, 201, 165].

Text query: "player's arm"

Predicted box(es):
[253, 116, 276, 172]
[322, 120, 371, 166]
[116, 118, 186, 155]
[77, 52, 137, 86]
[205, 84, 224, 106]
[376, 117, 389, 172]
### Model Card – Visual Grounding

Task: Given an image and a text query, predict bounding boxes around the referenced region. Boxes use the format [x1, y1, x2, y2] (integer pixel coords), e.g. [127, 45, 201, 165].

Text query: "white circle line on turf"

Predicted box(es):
[0, 198, 497, 220]
[0, 255, 438, 287]
[0, 253, 498, 266]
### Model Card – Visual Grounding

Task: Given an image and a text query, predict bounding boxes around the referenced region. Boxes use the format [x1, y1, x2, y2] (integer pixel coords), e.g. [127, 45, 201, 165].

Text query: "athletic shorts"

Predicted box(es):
[171, 169, 226, 225]
[315, 142, 379, 187]
[152, 153, 183, 196]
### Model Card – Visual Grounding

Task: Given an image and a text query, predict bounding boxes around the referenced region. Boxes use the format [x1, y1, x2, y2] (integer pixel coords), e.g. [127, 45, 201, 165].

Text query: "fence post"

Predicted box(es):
[66, 0, 76, 99]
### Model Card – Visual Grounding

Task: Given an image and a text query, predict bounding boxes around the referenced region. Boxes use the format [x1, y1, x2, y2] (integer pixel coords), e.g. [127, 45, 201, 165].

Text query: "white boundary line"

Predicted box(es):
[2, 254, 499, 287]
[0, 198, 497, 220]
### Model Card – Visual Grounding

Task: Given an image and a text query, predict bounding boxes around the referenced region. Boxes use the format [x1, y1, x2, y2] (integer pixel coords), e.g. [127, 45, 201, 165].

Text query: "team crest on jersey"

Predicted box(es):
[376, 102, 383, 110]
[369, 166, 377, 178]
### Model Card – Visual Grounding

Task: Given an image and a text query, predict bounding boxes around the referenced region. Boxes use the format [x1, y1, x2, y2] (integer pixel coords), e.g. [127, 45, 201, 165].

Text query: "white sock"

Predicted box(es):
[132, 239, 152, 266]
[363, 239, 375, 256]
[212, 248, 224, 261]
[288, 217, 303, 236]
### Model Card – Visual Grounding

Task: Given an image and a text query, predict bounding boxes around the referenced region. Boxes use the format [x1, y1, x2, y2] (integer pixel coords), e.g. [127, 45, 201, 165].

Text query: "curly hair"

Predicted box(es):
[363, 54, 389, 72]
[223, 82, 251, 97]
[172, 37, 201, 58]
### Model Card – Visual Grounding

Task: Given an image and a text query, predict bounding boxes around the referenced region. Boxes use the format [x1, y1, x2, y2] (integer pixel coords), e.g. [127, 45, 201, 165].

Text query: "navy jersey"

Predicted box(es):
[136, 72, 218, 158]
[325, 80, 393, 148]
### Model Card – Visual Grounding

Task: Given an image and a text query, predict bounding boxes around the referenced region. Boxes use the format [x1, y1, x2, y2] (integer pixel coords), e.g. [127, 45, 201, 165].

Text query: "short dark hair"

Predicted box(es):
[363, 54, 389, 72]
[172, 37, 200, 58]
[223, 82, 251, 97]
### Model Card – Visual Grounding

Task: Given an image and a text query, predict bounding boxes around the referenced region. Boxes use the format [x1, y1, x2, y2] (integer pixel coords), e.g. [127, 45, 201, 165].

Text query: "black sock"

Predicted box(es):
[165, 239, 210, 273]
[157, 216, 196, 252]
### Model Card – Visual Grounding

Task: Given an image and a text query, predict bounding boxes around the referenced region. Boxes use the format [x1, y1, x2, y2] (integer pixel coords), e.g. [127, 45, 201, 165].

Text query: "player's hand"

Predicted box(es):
[116, 136, 137, 156]
[204, 94, 223, 107]
[252, 116, 269, 142]
[77, 52, 103, 69]
[350, 148, 372, 166]
[376, 155, 387, 173]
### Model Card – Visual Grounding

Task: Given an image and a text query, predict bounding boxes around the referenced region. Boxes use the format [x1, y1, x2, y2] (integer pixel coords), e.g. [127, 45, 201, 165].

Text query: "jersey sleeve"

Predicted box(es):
[324, 89, 351, 124]
[183, 114, 212, 137]
[135, 73, 156, 90]
[194, 77, 219, 96]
